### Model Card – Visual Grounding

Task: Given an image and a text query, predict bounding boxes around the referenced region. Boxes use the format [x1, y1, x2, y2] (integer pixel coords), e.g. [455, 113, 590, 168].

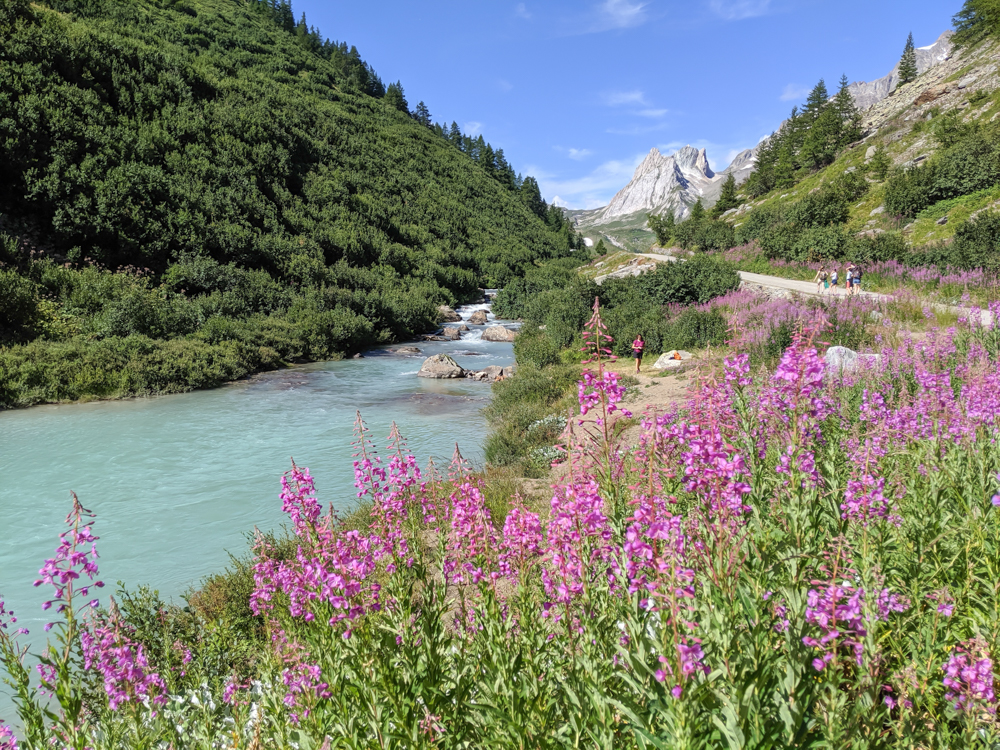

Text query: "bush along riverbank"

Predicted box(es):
[3, 299, 1000, 748]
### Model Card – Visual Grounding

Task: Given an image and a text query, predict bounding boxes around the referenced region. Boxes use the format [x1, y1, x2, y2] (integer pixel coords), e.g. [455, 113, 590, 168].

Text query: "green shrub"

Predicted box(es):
[0, 269, 40, 342]
[949, 209, 1000, 271]
[512, 326, 562, 368]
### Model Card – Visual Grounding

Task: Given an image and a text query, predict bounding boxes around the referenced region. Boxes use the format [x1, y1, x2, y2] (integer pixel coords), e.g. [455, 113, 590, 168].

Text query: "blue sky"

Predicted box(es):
[292, 1, 959, 209]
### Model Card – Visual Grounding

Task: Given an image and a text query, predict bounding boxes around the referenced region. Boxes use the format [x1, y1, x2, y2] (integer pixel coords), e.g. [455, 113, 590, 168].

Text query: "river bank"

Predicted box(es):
[0, 304, 515, 722]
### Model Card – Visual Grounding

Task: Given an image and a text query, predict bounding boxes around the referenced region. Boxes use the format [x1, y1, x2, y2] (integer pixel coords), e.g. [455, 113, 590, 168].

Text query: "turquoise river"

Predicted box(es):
[0, 304, 514, 715]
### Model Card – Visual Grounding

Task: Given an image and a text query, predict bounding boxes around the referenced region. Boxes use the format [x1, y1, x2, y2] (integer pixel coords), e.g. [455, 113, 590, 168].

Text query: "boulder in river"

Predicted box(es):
[417, 354, 466, 379]
[466, 365, 516, 382]
[482, 325, 517, 342]
[468, 310, 489, 325]
[442, 327, 462, 340]
[437, 305, 462, 323]
[391, 346, 422, 354]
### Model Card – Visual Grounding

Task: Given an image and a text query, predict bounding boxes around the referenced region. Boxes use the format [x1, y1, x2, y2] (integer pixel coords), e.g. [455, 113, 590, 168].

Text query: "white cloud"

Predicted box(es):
[779, 83, 810, 102]
[635, 108, 669, 118]
[514, 3, 531, 19]
[464, 121, 483, 136]
[596, 0, 648, 29]
[708, 0, 772, 20]
[603, 89, 647, 106]
[567, 148, 593, 160]
[552, 195, 570, 207]
[532, 153, 647, 209]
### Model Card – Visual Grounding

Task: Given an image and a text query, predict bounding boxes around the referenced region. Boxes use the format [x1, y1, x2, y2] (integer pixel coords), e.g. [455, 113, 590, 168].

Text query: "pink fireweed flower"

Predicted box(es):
[0, 723, 17, 750]
[281, 463, 323, 535]
[542, 479, 618, 608]
[803, 576, 908, 670]
[498, 500, 543, 579]
[33, 493, 105, 619]
[80, 602, 167, 711]
[578, 370, 632, 421]
[942, 637, 997, 715]
[443, 482, 497, 585]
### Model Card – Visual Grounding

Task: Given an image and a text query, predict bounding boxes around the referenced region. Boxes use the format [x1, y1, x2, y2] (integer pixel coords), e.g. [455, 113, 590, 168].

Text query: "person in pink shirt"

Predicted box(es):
[632, 334, 645, 374]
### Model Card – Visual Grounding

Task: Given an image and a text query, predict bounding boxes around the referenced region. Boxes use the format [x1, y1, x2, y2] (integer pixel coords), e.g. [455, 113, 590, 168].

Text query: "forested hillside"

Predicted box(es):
[646, 1, 1000, 273]
[0, 0, 579, 407]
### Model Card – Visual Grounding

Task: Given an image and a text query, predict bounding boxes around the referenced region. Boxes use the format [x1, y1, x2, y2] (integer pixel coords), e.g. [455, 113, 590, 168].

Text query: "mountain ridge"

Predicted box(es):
[571, 29, 955, 242]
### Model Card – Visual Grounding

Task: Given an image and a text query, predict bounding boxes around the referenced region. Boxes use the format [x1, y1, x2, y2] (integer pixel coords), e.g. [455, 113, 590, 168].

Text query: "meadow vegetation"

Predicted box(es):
[0, 0, 580, 407]
[3, 299, 1000, 748]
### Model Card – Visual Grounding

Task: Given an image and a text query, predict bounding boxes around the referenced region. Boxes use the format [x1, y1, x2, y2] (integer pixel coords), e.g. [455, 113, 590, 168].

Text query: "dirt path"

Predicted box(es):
[636, 253, 994, 325]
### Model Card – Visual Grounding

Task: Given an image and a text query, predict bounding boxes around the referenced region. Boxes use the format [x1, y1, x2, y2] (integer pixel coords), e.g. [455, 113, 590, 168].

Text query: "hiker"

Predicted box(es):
[846, 263, 855, 295]
[854, 265, 863, 292]
[830, 267, 839, 292]
[632, 334, 645, 374]
[814, 267, 828, 294]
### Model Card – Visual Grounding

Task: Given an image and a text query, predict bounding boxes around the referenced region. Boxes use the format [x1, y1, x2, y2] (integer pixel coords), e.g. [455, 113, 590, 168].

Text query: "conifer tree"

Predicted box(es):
[953, 0, 1000, 46]
[385, 81, 408, 113]
[413, 101, 431, 127]
[520, 176, 546, 219]
[898, 32, 918, 85]
[802, 79, 829, 123]
[833, 74, 862, 146]
[689, 198, 705, 221]
[714, 172, 739, 214]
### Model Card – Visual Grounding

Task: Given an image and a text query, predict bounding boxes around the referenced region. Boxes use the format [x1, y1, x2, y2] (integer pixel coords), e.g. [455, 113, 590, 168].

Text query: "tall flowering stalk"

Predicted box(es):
[79, 598, 166, 712]
[942, 637, 997, 719]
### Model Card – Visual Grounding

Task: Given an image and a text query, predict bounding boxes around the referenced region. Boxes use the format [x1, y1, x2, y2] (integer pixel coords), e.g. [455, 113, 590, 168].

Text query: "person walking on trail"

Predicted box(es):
[830, 268, 839, 292]
[854, 265, 863, 293]
[815, 268, 828, 295]
[846, 263, 855, 295]
[632, 334, 645, 374]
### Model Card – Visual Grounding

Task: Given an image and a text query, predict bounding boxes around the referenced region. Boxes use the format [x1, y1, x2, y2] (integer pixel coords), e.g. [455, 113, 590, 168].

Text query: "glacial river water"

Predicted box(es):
[0, 305, 513, 711]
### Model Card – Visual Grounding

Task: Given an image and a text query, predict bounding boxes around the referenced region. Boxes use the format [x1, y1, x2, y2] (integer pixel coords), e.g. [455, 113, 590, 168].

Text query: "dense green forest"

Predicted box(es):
[0, 0, 580, 407]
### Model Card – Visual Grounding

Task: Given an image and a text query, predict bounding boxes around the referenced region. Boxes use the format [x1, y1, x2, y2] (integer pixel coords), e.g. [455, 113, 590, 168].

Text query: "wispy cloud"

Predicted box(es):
[596, 0, 648, 29]
[779, 83, 810, 101]
[464, 121, 483, 136]
[636, 108, 669, 118]
[567, 148, 593, 160]
[514, 3, 531, 19]
[602, 89, 648, 106]
[532, 153, 647, 209]
[708, 0, 772, 20]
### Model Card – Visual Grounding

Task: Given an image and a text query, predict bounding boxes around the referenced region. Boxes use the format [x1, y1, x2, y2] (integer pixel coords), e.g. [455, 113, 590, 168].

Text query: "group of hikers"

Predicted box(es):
[814, 262, 864, 296]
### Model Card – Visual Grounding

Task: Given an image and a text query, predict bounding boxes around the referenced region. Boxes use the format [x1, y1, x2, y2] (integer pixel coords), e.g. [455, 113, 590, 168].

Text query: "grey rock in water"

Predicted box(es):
[417, 354, 466, 379]
[442, 327, 462, 340]
[466, 365, 516, 382]
[824, 346, 881, 375]
[391, 346, 422, 354]
[437, 305, 461, 323]
[482, 325, 518, 342]
[468, 310, 489, 325]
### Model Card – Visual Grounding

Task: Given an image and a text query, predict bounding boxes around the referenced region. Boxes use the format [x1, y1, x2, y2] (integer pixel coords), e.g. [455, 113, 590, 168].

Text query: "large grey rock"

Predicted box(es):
[468, 310, 489, 325]
[824, 346, 881, 375]
[653, 350, 693, 370]
[845, 31, 953, 110]
[870, 206, 886, 217]
[417, 354, 466, 379]
[442, 327, 462, 340]
[390, 346, 421, 354]
[482, 325, 517, 342]
[865, 145, 878, 161]
[437, 305, 461, 323]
